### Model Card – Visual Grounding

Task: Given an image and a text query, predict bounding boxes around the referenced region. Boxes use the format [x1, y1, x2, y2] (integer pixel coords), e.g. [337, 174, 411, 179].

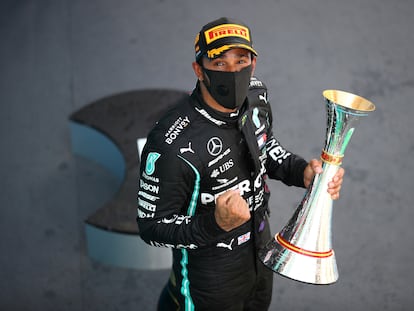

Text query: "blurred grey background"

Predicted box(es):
[1, 0, 413, 310]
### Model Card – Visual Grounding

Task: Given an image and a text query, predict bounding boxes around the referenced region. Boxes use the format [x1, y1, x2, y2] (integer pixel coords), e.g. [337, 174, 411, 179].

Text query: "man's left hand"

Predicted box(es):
[303, 159, 345, 200]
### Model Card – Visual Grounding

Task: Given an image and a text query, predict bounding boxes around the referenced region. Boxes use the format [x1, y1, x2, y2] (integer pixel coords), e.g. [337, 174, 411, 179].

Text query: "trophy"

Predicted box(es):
[258, 90, 375, 284]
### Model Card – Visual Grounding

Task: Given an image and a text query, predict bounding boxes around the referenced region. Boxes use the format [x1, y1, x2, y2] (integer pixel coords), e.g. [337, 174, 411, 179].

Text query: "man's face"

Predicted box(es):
[193, 47, 256, 112]
[202, 48, 253, 72]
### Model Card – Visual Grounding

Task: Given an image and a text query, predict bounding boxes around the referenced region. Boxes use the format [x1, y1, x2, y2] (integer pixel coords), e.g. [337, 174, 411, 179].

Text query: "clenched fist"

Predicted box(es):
[214, 189, 251, 232]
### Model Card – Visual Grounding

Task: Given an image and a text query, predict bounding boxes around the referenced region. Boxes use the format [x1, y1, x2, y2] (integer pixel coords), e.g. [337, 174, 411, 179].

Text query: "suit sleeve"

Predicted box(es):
[249, 79, 308, 187]
[137, 135, 226, 249]
[265, 133, 308, 187]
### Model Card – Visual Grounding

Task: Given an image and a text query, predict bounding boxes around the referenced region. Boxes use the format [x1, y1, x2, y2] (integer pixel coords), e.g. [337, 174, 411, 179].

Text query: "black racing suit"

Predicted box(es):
[137, 77, 308, 310]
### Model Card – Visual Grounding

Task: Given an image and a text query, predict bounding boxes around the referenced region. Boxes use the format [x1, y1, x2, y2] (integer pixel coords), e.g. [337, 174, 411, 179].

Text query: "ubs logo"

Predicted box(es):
[207, 137, 223, 156]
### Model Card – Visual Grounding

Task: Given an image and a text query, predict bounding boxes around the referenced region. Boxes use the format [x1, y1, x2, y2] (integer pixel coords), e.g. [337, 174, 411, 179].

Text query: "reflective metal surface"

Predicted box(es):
[259, 90, 375, 285]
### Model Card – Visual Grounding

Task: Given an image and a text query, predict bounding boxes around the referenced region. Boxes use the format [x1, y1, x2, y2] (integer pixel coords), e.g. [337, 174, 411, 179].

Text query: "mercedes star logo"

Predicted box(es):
[207, 137, 223, 156]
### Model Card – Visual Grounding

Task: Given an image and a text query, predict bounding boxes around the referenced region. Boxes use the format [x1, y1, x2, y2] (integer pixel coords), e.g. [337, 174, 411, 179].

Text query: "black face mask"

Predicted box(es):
[202, 65, 252, 110]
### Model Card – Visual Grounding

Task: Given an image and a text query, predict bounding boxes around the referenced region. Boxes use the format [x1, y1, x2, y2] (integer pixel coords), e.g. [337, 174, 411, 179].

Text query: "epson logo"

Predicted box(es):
[140, 179, 159, 194]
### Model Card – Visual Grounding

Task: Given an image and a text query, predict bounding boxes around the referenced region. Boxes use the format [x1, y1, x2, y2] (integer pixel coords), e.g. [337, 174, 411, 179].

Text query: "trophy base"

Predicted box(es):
[258, 234, 338, 285]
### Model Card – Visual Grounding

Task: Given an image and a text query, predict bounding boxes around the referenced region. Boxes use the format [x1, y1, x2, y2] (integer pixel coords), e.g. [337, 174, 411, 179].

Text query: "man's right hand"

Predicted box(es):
[214, 190, 251, 232]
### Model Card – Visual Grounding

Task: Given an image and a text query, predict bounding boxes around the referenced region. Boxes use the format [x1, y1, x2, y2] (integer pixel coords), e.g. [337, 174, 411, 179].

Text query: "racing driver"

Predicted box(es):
[137, 17, 344, 310]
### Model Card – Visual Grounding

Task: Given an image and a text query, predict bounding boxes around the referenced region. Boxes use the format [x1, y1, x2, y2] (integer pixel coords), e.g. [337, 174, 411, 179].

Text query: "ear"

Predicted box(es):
[250, 56, 257, 76]
[192, 61, 204, 81]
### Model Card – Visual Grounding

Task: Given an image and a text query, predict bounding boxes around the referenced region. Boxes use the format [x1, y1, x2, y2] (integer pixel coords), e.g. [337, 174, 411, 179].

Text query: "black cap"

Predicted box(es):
[194, 17, 258, 62]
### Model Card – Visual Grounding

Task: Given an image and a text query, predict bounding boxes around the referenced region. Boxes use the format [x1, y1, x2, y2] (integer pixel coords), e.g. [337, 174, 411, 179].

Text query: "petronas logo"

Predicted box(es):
[252, 107, 261, 128]
[145, 152, 160, 175]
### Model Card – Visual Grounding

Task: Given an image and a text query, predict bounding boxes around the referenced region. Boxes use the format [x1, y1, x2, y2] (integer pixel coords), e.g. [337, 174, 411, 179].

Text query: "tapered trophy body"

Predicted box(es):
[259, 90, 375, 284]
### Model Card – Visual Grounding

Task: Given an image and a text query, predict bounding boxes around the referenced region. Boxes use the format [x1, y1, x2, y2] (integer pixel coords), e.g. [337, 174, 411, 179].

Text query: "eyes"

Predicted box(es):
[204, 50, 252, 71]
[211, 55, 250, 67]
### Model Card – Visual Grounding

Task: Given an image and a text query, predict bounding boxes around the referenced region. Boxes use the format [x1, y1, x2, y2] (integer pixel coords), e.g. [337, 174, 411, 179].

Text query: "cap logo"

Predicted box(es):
[204, 24, 250, 44]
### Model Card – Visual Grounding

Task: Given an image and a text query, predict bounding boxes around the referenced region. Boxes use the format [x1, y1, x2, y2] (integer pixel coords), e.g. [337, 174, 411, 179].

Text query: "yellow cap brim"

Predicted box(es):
[206, 44, 258, 59]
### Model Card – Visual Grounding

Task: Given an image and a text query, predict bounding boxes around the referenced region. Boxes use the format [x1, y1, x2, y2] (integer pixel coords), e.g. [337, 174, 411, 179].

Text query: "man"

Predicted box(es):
[137, 17, 344, 310]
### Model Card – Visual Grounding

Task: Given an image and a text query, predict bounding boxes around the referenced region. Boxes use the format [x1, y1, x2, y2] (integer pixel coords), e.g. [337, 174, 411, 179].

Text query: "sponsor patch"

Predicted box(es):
[138, 198, 156, 212]
[138, 191, 159, 202]
[267, 138, 291, 164]
[145, 152, 160, 175]
[238, 232, 251, 245]
[140, 179, 159, 194]
[164, 116, 190, 144]
[207, 137, 223, 156]
[208, 147, 231, 167]
[252, 107, 261, 128]
[204, 24, 250, 44]
[180, 142, 195, 154]
[216, 238, 235, 250]
[257, 133, 267, 149]
[195, 107, 226, 126]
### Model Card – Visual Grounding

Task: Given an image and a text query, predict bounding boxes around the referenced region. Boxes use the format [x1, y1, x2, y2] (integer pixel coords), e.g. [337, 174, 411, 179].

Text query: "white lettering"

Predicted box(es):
[201, 193, 215, 204]
[150, 241, 198, 249]
[142, 172, 159, 183]
[138, 191, 159, 202]
[238, 179, 251, 195]
[158, 214, 192, 225]
[150, 241, 174, 248]
[249, 78, 264, 88]
[219, 159, 234, 173]
[201, 179, 251, 204]
[140, 180, 160, 194]
[137, 209, 155, 219]
[212, 176, 238, 191]
[267, 138, 291, 164]
[208, 148, 231, 167]
[254, 162, 266, 189]
[164, 116, 190, 144]
[195, 107, 226, 126]
[138, 199, 156, 212]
